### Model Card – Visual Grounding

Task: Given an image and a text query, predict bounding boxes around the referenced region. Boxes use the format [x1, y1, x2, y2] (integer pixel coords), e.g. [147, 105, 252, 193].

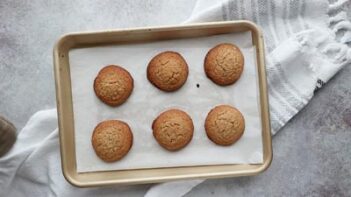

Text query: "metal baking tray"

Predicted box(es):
[53, 20, 272, 187]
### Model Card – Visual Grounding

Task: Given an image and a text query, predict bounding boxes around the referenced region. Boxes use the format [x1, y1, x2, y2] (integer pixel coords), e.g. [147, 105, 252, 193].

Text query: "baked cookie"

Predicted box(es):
[204, 43, 244, 86]
[147, 51, 189, 92]
[205, 105, 245, 146]
[91, 120, 133, 162]
[152, 109, 194, 151]
[94, 65, 133, 106]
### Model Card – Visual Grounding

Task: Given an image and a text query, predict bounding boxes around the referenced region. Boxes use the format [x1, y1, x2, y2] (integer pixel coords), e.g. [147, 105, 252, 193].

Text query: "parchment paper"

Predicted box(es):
[69, 31, 263, 172]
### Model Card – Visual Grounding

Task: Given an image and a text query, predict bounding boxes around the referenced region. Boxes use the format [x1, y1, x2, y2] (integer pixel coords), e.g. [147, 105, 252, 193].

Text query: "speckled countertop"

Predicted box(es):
[1, 1, 350, 196]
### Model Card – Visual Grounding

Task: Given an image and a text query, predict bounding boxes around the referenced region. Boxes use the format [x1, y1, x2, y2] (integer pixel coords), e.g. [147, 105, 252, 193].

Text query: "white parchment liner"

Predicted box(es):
[69, 32, 263, 172]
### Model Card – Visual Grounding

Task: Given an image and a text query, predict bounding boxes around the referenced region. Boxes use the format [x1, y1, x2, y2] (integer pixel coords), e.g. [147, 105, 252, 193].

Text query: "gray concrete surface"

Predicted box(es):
[1, 0, 350, 196]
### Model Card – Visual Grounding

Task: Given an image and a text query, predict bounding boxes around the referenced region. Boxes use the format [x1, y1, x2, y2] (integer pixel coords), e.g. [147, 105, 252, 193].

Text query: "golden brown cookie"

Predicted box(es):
[91, 120, 133, 162]
[94, 65, 133, 106]
[204, 43, 244, 86]
[152, 109, 194, 151]
[147, 51, 189, 92]
[205, 105, 245, 146]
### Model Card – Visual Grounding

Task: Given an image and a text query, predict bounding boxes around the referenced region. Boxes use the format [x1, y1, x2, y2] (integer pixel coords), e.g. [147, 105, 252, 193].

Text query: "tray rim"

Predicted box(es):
[53, 20, 272, 187]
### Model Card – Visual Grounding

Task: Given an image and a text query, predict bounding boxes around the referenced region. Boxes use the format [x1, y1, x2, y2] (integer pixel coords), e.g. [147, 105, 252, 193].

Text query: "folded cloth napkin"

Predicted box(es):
[1, 0, 350, 196]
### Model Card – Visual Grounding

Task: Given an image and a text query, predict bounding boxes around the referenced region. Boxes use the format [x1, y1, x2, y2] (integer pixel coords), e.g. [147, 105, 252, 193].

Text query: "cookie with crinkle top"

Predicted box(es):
[152, 109, 194, 151]
[204, 43, 244, 86]
[205, 105, 245, 146]
[147, 51, 189, 92]
[92, 120, 133, 162]
[94, 65, 133, 106]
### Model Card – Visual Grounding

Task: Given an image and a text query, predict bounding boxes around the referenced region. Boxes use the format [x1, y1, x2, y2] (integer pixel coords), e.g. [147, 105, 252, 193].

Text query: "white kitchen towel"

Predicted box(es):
[1, 0, 350, 197]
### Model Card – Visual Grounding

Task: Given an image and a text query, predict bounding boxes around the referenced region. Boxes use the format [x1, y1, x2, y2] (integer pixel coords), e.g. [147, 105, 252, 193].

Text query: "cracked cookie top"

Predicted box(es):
[147, 51, 189, 92]
[94, 65, 134, 106]
[205, 105, 245, 146]
[204, 43, 244, 86]
[152, 109, 194, 151]
[92, 120, 133, 162]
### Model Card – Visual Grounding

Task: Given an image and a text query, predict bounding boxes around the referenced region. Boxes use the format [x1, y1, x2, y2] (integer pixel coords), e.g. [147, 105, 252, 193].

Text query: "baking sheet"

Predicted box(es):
[69, 31, 263, 173]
